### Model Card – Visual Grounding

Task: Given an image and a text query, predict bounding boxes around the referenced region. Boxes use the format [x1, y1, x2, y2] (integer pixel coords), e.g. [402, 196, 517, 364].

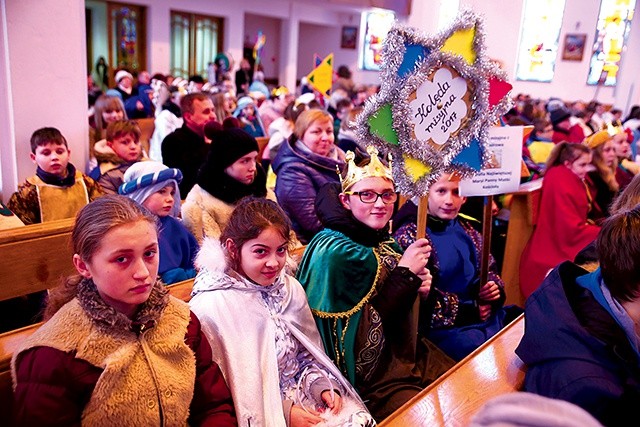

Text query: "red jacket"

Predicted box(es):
[12, 312, 237, 427]
[519, 165, 601, 298]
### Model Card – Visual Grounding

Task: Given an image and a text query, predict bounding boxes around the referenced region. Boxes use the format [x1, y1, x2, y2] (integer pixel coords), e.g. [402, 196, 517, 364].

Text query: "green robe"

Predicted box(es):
[297, 228, 454, 420]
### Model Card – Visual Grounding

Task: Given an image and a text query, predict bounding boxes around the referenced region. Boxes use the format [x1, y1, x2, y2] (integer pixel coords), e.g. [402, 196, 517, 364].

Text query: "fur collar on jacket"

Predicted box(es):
[13, 280, 195, 427]
[77, 278, 169, 333]
[93, 139, 127, 166]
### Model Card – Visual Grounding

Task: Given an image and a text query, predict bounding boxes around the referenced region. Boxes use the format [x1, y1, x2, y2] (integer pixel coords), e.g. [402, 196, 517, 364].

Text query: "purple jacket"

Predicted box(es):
[272, 138, 344, 244]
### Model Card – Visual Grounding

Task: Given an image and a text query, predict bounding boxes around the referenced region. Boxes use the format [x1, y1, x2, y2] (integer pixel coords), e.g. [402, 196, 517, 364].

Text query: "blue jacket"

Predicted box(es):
[516, 261, 640, 426]
[272, 138, 344, 244]
[158, 215, 198, 285]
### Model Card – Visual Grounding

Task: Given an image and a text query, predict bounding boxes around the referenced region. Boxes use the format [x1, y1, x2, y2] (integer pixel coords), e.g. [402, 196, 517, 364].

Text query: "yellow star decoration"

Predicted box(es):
[306, 53, 334, 96]
[403, 154, 432, 182]
[441, 27, 476, 65]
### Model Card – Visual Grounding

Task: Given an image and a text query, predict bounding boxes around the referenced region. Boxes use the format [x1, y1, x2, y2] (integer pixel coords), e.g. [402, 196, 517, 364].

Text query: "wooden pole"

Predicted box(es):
[416, 197, 429, 239]
[479, 195, 493, 286]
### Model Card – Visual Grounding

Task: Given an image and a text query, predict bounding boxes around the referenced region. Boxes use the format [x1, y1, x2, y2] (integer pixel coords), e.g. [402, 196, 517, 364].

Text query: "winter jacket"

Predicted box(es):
[162, 124, 210, 196]
[272, 138, 344, 244]
[12, 280, 236, 427]
[519, 165, 600, 297]
[182, 184, 235, 243]
[516, 261, 640, 427]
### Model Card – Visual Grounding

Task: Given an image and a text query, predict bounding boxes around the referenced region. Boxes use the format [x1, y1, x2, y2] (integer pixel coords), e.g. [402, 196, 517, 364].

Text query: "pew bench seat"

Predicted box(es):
[380, 314, 526, 427]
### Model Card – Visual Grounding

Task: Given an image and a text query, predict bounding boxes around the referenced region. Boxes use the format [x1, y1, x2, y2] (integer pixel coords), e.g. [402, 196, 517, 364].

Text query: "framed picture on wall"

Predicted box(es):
[341, 26, 358, 49]
[562, 34, 587, 61]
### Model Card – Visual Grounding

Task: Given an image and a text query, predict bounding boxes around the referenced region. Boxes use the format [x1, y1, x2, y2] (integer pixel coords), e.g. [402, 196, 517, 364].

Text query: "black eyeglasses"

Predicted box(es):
[344, 190, 398, 204]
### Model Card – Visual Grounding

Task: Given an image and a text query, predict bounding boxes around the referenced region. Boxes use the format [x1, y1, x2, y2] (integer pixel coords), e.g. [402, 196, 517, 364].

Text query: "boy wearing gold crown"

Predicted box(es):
[297, 146, 455, 421]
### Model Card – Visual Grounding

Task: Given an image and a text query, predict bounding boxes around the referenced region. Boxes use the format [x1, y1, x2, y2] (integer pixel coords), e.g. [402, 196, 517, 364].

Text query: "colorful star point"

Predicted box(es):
[441, 26, 477, 65]
[403, 154, 432, 182]
[306, 53, 334, 96]
[488, 77, 513, 108]
[355, 9, 513, 197]
[367, 104, 399, 145]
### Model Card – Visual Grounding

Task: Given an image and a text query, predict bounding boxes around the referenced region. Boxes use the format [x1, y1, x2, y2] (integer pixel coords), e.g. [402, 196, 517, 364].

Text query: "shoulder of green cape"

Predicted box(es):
[297, 228, 389, 316]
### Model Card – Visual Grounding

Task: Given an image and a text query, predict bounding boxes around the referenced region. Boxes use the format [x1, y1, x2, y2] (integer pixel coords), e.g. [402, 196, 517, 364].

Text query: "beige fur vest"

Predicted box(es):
[13, 296, 196, 426]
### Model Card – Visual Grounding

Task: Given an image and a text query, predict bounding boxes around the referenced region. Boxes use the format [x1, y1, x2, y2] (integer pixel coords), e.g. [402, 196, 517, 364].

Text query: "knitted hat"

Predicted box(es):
[233, 96, 256, 117]
[296, 92, 316, 107]
[118, 161, 183, 217]
[115, 70, 133, 83]
[584, 130, 611, 149]
[203, 120, 259, 170]
[549, 107, 571, 126]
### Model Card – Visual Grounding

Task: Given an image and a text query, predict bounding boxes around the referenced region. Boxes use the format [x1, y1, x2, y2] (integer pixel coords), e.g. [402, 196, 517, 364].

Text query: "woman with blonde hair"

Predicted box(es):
[212, 92, 236, 124]
[89, 95, 128, 172]
[584, 130, 619, 220]
[272, 109, 346, 243]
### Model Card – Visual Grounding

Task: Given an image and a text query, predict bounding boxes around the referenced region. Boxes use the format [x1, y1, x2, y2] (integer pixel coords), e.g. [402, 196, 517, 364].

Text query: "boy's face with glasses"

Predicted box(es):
[340, 177, 396, 230]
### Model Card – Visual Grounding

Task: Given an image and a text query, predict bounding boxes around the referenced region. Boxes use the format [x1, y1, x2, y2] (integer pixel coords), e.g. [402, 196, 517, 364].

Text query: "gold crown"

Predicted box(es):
[338, 146, 393, 191]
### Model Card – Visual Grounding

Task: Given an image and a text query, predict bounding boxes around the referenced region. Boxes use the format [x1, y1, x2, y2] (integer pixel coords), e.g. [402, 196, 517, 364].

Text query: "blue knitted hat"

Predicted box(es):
[118, 161, 183, 216]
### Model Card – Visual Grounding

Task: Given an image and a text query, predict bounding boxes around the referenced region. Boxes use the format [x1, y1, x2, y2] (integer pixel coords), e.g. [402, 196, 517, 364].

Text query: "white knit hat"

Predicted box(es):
[118, 161, 182, 217]
[115, 70, 133, 83]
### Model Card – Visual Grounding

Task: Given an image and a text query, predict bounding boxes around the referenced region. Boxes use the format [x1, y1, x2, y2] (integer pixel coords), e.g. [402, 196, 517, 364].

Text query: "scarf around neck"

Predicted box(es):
[197, 164, 267, 205]
[36, 163, 77, 187]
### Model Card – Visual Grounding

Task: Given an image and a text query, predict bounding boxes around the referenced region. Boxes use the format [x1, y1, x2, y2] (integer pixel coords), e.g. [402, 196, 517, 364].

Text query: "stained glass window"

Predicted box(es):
[109, 5, 144, 71]
[359, 10, 396, 71]
[515, 0, 566, 82]
[587, 0, 635, 86]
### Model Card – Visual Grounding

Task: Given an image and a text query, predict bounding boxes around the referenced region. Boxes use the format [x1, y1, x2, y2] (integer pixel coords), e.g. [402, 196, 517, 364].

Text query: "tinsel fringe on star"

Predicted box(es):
[354, 8, 513, 197]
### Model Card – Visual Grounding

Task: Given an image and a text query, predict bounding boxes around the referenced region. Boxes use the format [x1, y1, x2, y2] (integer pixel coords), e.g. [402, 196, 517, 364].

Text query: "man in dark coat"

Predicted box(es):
[161, 93, 216, 195]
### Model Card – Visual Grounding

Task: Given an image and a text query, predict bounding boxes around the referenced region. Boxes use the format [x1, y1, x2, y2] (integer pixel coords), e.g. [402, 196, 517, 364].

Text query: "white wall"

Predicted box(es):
[0, 0, 16, 196]
[0, 0, 88, 201]
[245, 13, 281, 80]
[85, 0, 107, 75]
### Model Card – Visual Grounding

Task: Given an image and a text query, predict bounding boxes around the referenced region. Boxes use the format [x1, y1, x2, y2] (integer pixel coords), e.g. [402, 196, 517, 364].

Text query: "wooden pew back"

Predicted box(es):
[134, 117, 155, 156]
[256, 136, 269, 160]
[0, 218, 75, 302]
[501, 179, 543, 307]
[0, 278, 195, 420]
[379, 315, 526, 427]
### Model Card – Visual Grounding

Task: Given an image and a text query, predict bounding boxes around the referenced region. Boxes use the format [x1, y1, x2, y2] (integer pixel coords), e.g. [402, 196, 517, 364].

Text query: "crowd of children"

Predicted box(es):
[6, 64, 640, 426]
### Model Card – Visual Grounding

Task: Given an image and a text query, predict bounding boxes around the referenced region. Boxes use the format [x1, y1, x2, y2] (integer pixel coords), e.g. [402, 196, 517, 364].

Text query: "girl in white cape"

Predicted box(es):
[190, 197, 374, 427]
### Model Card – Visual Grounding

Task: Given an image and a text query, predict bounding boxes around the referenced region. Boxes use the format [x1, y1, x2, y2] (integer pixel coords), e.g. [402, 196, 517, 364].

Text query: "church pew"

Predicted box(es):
[500, 179, 543, 307]
[379, 314, 526, 427]
[0, 278, 195, 419]
[256, 136, 269, 160]
[0, 218, 75, 302]
[134, 117, 155, 156]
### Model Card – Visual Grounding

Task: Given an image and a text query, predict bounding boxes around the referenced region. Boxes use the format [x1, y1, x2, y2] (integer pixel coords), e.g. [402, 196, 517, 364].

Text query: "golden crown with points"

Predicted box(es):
[337, 145, 393, 192]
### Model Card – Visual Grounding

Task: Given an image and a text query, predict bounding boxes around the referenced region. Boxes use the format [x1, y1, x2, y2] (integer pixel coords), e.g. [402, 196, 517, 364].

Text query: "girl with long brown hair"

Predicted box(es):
[12, 195, 236, 426]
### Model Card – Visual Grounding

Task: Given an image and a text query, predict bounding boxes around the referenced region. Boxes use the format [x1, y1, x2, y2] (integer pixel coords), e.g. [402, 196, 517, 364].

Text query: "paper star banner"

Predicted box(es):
[306, 53, 334, 97]
[355, 9, 513, 197]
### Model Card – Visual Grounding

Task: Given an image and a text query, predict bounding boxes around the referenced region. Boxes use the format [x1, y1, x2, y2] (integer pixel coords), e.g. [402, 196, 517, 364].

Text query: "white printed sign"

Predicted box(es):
[409, 67, 468, 146]
[458, 126, 523, 197]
